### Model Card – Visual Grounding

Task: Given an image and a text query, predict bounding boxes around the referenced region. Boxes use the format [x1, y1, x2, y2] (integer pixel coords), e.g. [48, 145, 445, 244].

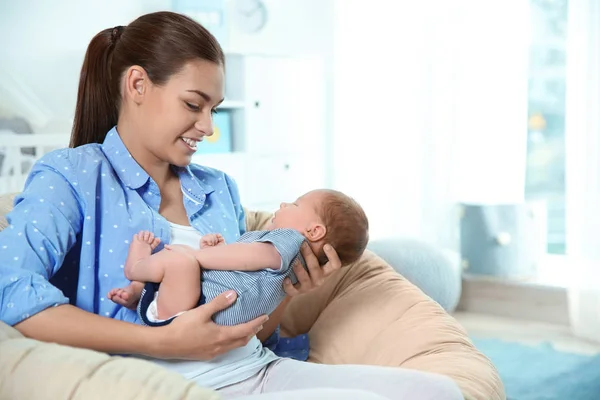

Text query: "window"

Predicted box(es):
[525, 0, 568, 254]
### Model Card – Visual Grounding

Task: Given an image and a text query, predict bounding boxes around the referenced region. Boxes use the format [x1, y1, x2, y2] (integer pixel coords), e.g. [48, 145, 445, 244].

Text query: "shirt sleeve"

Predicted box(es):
[253, 229, 306, 273]
[224, 173, 246, 236]
[0, 151, 83, 326]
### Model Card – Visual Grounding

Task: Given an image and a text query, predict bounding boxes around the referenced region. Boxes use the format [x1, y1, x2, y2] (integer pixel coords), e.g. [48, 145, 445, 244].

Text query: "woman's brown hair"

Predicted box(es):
[70, 11, 224, 148]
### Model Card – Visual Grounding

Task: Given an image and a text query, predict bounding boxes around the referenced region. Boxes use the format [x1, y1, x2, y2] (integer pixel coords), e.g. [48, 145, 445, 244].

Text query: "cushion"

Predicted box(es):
[0, 321, 219, 400]
[0, 192, 16, 230]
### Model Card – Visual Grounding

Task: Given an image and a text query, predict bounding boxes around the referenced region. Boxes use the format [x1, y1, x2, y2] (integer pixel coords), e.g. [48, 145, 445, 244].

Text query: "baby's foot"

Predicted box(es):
[107, 284, 140, 310]
[124, 231, 160, 282]
[125, 230, 160, 268]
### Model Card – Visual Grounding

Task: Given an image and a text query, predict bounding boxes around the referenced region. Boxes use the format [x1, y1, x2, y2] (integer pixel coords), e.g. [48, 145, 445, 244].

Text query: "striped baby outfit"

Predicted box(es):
[138, 228, 306, 326]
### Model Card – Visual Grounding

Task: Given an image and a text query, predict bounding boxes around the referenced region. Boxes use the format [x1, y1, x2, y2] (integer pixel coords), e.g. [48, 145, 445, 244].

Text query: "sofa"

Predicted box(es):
[0, 193, 505, 400]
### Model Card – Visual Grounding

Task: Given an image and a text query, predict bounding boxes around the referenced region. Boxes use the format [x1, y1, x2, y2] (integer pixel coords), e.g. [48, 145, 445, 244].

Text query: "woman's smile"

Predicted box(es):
[180, 136, 201, 152]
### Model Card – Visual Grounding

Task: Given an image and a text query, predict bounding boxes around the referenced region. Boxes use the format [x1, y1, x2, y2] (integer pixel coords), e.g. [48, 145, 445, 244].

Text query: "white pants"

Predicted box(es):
[218, 358, 464, 400]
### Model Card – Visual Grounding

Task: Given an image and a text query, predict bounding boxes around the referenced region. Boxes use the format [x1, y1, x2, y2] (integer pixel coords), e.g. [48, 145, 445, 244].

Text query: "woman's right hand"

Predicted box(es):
[154, 290, 268, 360]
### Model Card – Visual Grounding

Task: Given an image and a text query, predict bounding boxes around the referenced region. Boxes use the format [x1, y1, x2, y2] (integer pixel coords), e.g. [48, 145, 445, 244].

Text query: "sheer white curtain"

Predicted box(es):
[332, 0, 429, 241]
[564, 0, 600, 340]
[332, 0, 529, 251]
[565, 0, 600, 261]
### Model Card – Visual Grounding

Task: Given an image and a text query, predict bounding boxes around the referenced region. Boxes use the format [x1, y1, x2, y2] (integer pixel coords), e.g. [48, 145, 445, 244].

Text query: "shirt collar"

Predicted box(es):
[101, 126, 215, 198]
[176, 164, 215, 202]
[102, 127, 149, 189]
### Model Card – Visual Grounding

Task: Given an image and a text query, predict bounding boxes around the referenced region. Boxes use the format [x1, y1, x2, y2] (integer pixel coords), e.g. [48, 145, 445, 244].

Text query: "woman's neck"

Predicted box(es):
[116, 122, 174, 189]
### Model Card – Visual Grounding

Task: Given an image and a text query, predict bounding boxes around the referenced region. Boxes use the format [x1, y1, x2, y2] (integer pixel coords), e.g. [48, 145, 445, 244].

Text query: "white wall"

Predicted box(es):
[0, 0, 145, 131]
[0, 0, 334, 134]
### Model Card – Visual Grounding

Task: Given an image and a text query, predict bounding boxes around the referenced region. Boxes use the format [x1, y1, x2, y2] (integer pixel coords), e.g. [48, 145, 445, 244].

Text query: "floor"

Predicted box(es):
[452, 311, 600, 355]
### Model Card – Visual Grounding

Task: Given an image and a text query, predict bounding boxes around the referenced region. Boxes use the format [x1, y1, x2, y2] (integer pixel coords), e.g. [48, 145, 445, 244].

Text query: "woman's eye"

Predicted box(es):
[185, 102, 200, 111]
[211, 108, 219, 115]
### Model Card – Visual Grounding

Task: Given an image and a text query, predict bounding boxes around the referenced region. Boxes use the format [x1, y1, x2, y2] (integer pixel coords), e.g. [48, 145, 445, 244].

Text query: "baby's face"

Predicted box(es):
[271, 191, 324, 233]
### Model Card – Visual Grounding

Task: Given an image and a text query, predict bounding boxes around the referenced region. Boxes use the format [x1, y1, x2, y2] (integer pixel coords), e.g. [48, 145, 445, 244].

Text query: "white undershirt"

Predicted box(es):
[169, 222, 203, 247]
[140, 222, 278, 390]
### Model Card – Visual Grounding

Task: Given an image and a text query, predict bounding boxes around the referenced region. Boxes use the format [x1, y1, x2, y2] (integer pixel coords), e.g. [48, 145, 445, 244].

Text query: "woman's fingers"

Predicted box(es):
[283, 277, 300, 297]
[287, 242, 341, 296]
[321, 244, 342, 276]
[202, 291, 268, 340]
[199, 290, 238, 317]
[165, 291, 268, 360]
[292, 258, 312, 291]
[300, 242, 324, 281]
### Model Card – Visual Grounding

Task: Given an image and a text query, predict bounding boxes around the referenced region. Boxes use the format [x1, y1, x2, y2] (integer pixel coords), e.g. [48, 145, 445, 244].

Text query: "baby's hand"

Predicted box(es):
[200, 233, 225, 249]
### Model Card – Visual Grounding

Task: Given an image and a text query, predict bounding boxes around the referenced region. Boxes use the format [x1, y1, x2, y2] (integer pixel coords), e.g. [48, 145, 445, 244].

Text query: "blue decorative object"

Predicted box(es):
[171, 0, 228, 47]
[460, 203, 545, 278]
[472, 337, 600, 400]
[195, 111, 232, 155]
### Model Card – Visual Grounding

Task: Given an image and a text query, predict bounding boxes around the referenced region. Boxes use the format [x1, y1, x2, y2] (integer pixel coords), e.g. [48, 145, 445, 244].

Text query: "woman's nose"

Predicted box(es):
[280, 202, 288, 209]
[194, 113, 214, 136]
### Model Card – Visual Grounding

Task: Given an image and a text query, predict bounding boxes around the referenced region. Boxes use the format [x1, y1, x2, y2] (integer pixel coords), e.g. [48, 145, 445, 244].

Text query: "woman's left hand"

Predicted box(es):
[283, 242, 342, 297]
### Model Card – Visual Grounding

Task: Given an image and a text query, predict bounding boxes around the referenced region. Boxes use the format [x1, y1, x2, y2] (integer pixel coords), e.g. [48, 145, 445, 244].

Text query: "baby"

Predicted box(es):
[108, 189, 369, 326]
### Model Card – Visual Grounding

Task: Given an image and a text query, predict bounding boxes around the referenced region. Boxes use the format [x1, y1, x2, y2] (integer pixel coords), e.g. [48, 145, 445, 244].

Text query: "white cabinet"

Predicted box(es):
[245, 154, 326, 211]
[243, 56, 326, 155]
[193, 53, 327, 212]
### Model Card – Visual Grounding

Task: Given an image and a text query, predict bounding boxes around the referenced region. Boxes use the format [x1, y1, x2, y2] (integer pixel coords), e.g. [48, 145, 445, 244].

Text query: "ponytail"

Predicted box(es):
[70, 27, 123, 148]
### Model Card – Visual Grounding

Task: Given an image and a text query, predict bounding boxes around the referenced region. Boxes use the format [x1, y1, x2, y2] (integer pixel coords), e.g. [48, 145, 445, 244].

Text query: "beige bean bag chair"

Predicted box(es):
[0, 193, 504, 400]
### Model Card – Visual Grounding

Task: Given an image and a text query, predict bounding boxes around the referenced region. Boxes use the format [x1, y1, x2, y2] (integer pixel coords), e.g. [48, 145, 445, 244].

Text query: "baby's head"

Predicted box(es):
[271, 189, 369, 266]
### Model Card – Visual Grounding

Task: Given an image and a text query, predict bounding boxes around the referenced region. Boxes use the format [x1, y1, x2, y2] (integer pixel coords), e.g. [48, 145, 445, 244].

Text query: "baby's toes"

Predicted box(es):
[107, 289, 115, 300]
[150, 237, 161, 250]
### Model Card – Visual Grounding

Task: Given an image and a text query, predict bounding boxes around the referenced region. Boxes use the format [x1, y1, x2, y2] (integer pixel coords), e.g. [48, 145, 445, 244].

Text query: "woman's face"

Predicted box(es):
[137, 59, 224, 167]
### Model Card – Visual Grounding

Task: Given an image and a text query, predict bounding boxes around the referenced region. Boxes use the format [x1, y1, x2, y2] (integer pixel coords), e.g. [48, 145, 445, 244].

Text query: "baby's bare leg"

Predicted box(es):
[109, 231, 160, 309]
[154, 246, 202, 319]
[125, 242, 202, 320]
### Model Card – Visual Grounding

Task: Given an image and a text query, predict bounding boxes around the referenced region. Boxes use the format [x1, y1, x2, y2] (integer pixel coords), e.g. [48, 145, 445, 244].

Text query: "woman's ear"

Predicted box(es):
[306, 223, 326, 241]
[124, 65, 147, 105]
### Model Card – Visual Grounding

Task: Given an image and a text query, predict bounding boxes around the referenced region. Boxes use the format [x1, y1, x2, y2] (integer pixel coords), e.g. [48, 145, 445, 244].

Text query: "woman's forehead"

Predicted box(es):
[169, 60, 224, 92]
